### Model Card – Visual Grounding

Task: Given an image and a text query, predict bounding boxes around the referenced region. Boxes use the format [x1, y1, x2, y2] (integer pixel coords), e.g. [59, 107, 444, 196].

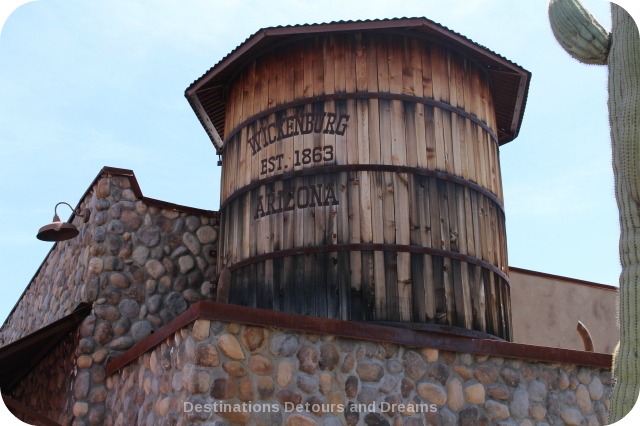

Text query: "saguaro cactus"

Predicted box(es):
[549, 0, 640, 422]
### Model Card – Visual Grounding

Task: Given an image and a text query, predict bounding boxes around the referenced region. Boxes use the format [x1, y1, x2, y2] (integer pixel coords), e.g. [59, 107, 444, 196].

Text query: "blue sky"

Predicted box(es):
[0, 0, 635, 327]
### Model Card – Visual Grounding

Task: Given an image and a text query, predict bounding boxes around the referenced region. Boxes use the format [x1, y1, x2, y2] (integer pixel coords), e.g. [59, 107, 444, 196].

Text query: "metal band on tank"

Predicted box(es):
[222, 92, 499, 147]
[219, 164, 505, 213]
[227, 243, 510, 283]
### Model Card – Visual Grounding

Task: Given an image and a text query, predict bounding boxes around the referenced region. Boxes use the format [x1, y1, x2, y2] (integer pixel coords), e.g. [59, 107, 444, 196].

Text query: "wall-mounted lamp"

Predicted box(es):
[36, 202, 91, 242]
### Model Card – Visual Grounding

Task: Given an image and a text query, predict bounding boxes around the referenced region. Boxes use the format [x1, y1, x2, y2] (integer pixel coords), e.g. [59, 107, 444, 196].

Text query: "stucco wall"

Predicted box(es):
[509, 268, 618, 354]
[104, 318, 611, 426]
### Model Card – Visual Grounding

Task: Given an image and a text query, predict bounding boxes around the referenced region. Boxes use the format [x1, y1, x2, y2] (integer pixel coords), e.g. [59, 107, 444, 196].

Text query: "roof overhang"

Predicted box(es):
[185, 17, 531, 150]
[0, 303, 91, 392]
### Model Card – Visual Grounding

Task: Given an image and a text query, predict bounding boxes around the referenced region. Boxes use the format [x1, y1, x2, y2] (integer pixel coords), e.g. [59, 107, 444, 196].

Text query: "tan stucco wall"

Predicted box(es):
[509, 267, 618, 354]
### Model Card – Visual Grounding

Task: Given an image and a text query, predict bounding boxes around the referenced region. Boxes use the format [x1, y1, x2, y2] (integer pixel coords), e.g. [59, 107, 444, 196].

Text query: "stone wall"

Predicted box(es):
[0, 201, 93, 346]
[11, 331, 78, 425]
[104, 319, 611, 426]
[1, 168, 220, 425]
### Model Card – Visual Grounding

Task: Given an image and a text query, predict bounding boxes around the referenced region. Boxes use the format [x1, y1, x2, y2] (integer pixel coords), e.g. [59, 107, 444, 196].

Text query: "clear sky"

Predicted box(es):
[0, 0, 636, 326]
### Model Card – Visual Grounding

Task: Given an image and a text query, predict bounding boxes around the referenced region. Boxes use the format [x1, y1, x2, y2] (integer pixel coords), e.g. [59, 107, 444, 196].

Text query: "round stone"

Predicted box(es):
[94, 322, 113, 345]
[196, 226, 218, 244]
[386, 359, 402, 374]
[403, 351, 427, 380]
[109, 336, 134, 350]
[94, 210, 108, 225]
[401, 378, 415, 398]
[356, 385, 378, 405]
[561, 408, 585, 426]
[223, 361, 248, 378]
[118, 299, 140, 318]
[155, 397, 172, 416]
[73, 402, 89, 417]
[277, 361, 295, 387]
[192, 319, 211, 341]
[464, 383, 485, 404]
[244, 353, 271, 375]
[109, 272, 129, 289]
[88, 405, 105, 425]
[74, 370, 91, 399]
[131, 320, 153, 341]
[178, 255, 195, 274]
[528, 380, 547, 403]
[183, 288, 202, 303]
[474, 364, 498, 384]
[77, 355, 93, 369]
[487, 384, 510, 400]
[578, 368, 593, 385]
[138, 226, 161, 247]
[92, 348, 109, 364]
[183, 233, 201, 255]
[80, 315, 96, 337]
[378, 375, 397, 394]
[356, 363, 384, 382]
[88, 257, 104, 275]
[510, 388, 529, 418]
[217, 334, 245, 360]
[422, 348, 439, 362]
[132, 246, 150, 266]
[185, 368, 211, 394]
[270, 334, 299, 357]
[113, 317, 131, 335]
[78, 338, 95, 354]
[589, 376, 604, 400]
[417, 382, 447, 405]
[195, 343, 219, 367]
[241, 326, 267, 353]
[319, 344, 340, 371]
[94, 305, 120, 321]
[459, 407, 479, 426]
[238, 378, 254, 401]
[484, 400, 509, 420]
[447, 378, 464, 411]
[297, 346, 319, 374]
[107, 220, 125, 234]
[93, 226, 106, 242]
[145, 259, 166, 280]
[120, 210, 141, 229]
[530, 404, 547, 421]
[146, 294, 162, 314]
[427, 362, 450, 385]
[164, 292, 187, 315]
[577, 384, 593, 413]
[345, 376, 359, 398]
[500, 367, 520, 387]
[185, 216, 201, 232]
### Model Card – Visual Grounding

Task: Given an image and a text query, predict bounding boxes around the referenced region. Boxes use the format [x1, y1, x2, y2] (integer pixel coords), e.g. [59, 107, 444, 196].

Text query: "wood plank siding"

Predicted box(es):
[216, 31, 511, 339]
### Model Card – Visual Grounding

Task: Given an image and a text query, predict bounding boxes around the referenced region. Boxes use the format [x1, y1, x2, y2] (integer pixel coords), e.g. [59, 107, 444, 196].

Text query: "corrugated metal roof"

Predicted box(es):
[185, 17, 531, 149]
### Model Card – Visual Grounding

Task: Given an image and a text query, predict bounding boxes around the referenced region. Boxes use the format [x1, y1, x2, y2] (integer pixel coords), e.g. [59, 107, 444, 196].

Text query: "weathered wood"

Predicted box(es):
[217, 31, 511, 339]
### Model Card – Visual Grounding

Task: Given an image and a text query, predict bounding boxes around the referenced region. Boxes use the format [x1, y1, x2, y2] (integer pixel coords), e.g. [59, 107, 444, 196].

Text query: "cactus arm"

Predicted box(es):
[548, 0, 611, 64]
[608, 3, 640, 422]
[549, 0, 640, 422]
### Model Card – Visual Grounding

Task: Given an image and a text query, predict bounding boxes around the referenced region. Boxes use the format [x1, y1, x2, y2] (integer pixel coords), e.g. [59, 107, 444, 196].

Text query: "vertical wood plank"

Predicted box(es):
[391, 99, 411, 322]
[355, 33, 368, 92]
[324, 36, 336, 95]
[377, 37, 390, 93]
[366, 34, 379, 93]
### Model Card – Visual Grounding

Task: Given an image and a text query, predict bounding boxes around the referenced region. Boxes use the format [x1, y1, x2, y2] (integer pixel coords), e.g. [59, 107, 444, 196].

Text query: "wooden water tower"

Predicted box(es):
[186, 18, 530, 340]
